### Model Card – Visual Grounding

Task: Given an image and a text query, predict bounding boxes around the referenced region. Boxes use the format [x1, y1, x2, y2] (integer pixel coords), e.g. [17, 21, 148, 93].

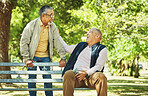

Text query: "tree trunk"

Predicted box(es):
[134, 55, 140, 78]
[118, 58, 124, 76]
[0, 2, 13, 79]
[130, 58, 135, 76]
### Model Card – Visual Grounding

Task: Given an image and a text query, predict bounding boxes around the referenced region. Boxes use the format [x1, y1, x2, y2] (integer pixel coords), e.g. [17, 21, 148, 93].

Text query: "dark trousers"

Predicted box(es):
[27, 56, 53, 96]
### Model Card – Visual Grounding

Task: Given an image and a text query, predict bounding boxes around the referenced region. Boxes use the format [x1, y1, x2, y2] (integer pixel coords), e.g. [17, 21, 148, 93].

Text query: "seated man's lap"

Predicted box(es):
[83, 72, 107, 89]
[63, 70, 107, 89]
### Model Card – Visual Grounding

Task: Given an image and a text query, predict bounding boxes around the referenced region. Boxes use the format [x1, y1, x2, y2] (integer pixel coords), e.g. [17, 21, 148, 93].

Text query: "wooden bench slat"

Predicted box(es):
[0, 71, 62, 74]
[0, 88, 93, 91]
[0, 79, 63, 83]
[0, 62, 59, 66]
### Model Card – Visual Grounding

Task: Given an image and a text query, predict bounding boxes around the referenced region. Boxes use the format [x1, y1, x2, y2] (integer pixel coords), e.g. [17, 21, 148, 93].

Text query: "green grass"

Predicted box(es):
[0, 76, 148, 96]
[107, 78, 148, 84]
[107, 76, 148, 96]
[108, 85, 148, 96]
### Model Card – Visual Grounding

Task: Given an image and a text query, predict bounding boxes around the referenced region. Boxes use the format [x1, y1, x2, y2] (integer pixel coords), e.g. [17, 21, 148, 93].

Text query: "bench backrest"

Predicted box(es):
[0, 62, 63, 82]
[0, 62, 93, 91]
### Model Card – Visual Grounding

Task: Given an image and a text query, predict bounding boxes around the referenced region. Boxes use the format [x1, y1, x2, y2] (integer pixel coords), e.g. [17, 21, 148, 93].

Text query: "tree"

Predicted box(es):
[0, 0, 13, 79]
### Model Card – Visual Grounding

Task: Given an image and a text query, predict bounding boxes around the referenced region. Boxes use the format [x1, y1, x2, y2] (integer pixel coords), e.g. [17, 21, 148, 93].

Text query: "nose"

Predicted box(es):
[86, 33, 89, 37]
[85, 32, 88, 35]
[85, 32, 88, 36]
[87, 31, 90, 35]
[51, 16, 54, 19]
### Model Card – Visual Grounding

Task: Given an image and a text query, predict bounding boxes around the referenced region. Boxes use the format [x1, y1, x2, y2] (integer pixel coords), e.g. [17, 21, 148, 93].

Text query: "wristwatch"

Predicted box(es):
[85, 74, 89, 78]
[61, 57, 66, 59]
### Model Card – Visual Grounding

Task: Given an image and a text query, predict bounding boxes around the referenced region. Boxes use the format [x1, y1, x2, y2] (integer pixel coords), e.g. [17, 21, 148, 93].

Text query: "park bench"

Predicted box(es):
[0, 62, 93, 91]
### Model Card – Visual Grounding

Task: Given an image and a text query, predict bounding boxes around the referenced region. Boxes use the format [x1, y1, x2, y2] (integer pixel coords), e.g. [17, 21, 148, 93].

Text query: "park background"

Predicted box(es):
[0, 0, 148, 96]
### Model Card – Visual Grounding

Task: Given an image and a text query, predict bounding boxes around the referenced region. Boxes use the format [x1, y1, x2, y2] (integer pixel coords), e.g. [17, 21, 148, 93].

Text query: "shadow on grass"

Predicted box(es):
[12, 93, 29, 96]
[107, 76, 148, 95]
[107, 79, 148, 83]
[13, 95, 28, 96]
[108, 84, 148, 96]
[2, 91, 14, 95]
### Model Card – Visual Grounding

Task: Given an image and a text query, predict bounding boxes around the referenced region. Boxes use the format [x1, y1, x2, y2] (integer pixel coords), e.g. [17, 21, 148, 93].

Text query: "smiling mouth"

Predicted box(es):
[86, 37, 88, 39]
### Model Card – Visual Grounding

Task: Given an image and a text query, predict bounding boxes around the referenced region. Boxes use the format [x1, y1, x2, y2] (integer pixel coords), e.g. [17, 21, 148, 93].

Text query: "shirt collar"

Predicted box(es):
[48, 22, 53, 26]
[40, 18, 53, 27]
[92, 42, 100, 50]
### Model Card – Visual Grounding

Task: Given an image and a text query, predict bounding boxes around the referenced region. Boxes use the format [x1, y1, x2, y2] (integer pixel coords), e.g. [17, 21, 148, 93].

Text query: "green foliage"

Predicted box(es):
[8, 0, 148, 76]
[9, 7, 24, 62]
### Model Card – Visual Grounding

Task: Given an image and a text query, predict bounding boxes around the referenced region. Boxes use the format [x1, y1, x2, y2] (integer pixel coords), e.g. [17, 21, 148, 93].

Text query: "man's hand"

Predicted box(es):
[75, 71, 88, 82]
[59, 59, 66, 67]
[25, 59, 35, 68]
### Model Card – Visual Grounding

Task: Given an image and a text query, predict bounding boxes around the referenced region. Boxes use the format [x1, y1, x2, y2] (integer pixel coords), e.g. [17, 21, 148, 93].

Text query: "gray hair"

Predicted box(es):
[92, 28, 102, 40]
[39, 5, 53, 17]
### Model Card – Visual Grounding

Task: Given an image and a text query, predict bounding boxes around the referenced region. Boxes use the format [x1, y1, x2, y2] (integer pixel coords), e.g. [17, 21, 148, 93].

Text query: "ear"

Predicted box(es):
[95, 35, 99, 38]
[42, 14, 45, 17]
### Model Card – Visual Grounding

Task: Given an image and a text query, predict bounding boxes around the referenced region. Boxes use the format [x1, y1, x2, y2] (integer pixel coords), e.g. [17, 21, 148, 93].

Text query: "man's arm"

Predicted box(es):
[20, 23, 32, 62]
[56, 26, 76, 54]
[52, 25, 66, 57]
[75, 48, 107, 81]
[59, 36, 76, 54]
[86, 48, 108, 76]
[52, 26, 67, 67]
[20, 23, 34, 67]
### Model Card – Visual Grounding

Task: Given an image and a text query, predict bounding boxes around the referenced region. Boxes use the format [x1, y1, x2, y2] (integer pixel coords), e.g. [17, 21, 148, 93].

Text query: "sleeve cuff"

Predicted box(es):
[23, 56, 31, 62]
[86, 70, 91, 76]
[60, 54, 66, 59]
[85, 74, 89, 78]
[61, 57, 66, 59]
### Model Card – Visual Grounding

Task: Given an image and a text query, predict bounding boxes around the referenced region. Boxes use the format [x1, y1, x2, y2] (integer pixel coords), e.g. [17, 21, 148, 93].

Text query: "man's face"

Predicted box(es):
[43, 9, 54, 25]
[86, 29, 96, 44]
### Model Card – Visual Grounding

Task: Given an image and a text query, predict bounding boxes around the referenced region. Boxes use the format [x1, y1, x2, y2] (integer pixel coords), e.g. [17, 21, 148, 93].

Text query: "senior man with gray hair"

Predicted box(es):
[20, 5, 66, 96]
[59, 28, 107, 96]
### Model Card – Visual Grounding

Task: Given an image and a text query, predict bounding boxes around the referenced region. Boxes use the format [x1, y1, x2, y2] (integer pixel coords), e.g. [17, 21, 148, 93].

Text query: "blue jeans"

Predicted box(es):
[27, 56, 53, 96]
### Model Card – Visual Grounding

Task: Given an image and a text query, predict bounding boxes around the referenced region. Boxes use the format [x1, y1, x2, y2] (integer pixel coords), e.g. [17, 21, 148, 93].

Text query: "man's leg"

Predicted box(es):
[63, 70, 83, 96]
[40, 57, 53, 96]
[63, 70, 75, 96]
[28, 66, 37, 96]
[84, 72, 107, 96]
[39, 66, 53, 96]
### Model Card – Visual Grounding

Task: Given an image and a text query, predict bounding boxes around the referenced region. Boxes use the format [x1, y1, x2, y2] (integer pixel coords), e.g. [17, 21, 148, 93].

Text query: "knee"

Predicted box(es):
[94, 72, 107, 81]
[63, 70, 75, 80]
